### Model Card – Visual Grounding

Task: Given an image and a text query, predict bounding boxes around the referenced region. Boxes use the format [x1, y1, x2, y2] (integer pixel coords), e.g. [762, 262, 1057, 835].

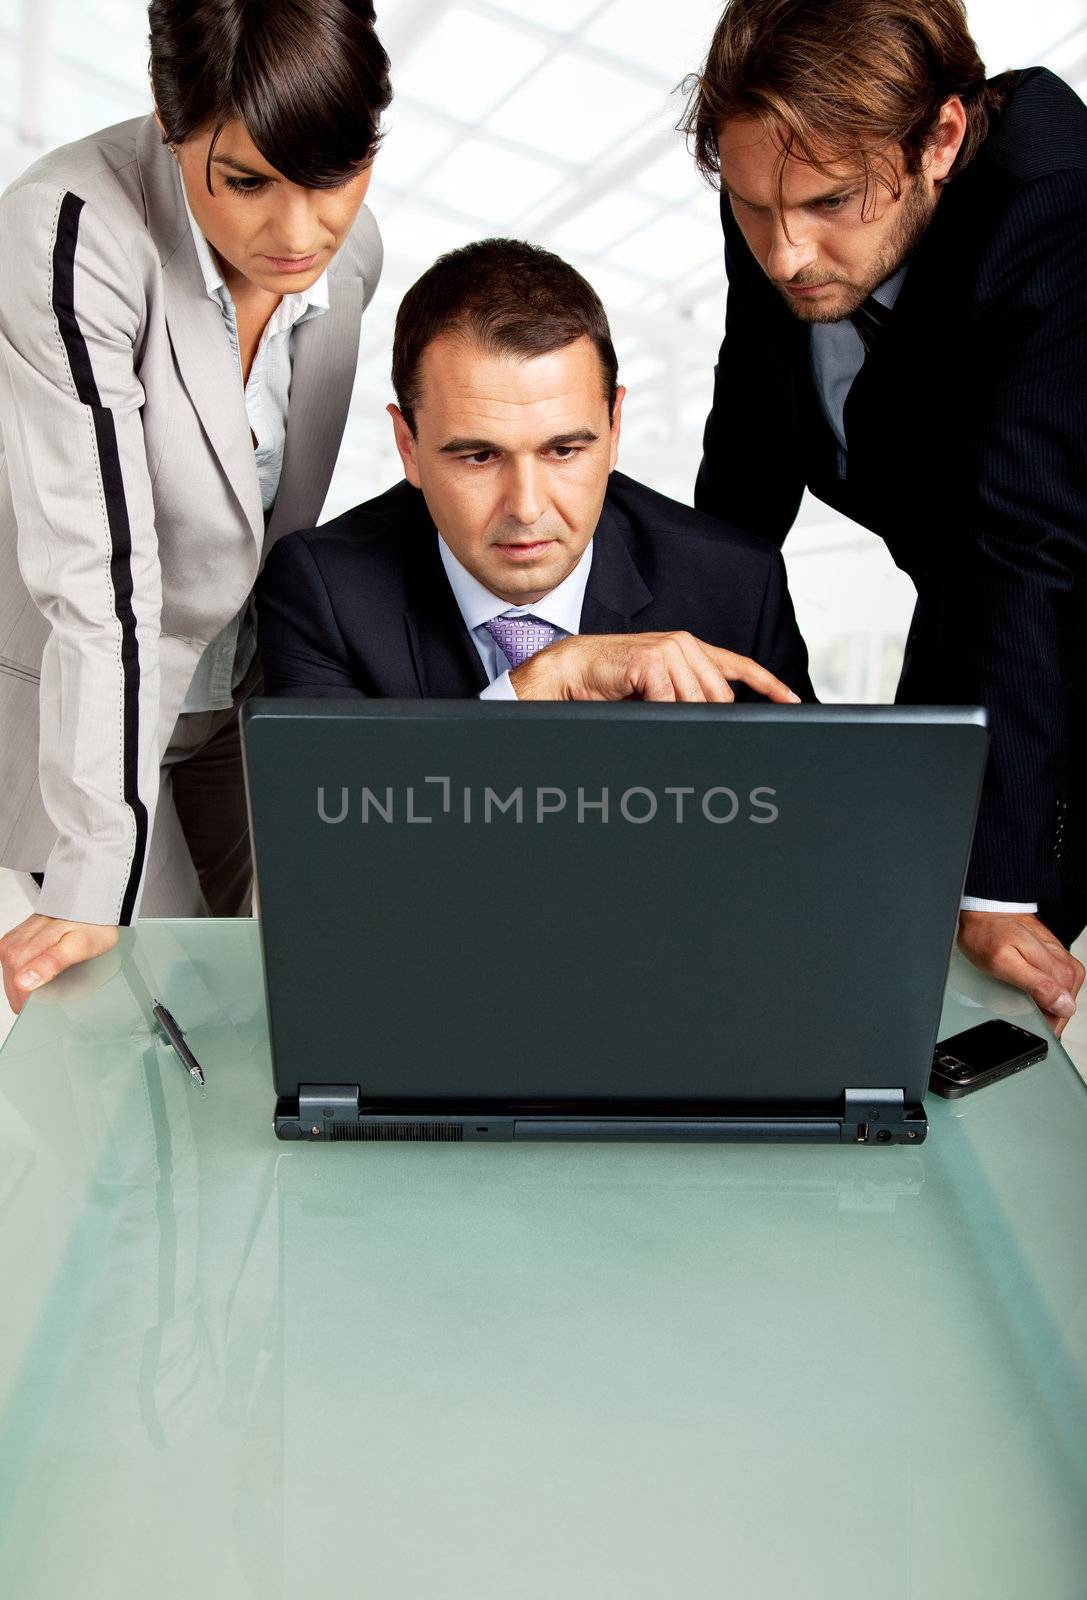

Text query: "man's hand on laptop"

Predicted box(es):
[957, 910, 1084, 1038]
[508, 632, 803, 704]
[0, 914, 119, 1015]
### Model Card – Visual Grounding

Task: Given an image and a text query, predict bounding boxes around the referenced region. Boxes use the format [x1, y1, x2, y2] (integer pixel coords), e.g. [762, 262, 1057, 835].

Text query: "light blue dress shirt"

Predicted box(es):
[436, 535, 594, 700]
[179, 178, 330, 714]
[808, 265, 908, 456]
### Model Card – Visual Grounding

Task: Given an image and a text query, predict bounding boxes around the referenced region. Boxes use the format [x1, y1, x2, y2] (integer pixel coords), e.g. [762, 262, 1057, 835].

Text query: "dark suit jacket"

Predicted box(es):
[255, 470, 814, 703]
[695, 67, 1087, 905]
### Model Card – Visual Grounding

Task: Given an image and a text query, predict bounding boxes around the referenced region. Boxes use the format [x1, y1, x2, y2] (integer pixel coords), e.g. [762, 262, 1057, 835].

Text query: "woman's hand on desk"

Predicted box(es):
[0, 915, 119, 1015]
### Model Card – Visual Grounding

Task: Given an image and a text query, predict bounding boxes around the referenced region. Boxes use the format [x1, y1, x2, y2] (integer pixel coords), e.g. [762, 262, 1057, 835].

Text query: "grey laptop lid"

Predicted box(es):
[241, 702, 987, 1138]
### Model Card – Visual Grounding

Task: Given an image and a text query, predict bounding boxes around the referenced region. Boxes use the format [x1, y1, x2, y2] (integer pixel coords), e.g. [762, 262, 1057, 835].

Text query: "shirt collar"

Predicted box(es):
[178, 166, 330, 315]
[871, 263, 908, 310]
[181, 178, 226, 299]
[438, 534, 594, 637]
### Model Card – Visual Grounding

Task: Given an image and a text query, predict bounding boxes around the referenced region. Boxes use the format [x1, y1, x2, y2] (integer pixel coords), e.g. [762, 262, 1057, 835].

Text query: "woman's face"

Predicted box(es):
[172, 117, 373, 295]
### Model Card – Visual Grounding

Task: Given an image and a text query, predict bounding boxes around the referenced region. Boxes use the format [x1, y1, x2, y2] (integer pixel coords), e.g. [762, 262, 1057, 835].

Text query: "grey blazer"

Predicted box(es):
[0, 115, 382, 924]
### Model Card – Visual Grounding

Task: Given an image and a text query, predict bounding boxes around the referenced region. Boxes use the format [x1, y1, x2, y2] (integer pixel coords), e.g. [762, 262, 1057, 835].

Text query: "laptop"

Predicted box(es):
[240, 701, 988, 1145]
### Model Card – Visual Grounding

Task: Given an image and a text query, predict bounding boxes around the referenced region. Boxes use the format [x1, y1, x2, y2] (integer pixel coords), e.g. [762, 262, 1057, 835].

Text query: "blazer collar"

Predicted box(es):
[579, 490, 654, 634]
[134, 115, 366, 552]
[136, 117, 263, 543]
[403, 500, 490, 696]
[836, 206, 968, 466]
[403, 482, 655, 695]
[264, 274, 366, 546]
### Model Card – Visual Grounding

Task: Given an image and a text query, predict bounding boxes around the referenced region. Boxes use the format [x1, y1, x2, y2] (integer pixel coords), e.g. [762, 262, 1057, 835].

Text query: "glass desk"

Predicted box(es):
[0, 920, 1084, 1599]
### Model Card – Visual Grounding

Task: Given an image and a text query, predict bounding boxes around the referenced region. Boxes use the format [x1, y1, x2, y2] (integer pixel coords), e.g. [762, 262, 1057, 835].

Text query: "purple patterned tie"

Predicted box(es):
[484, 613, 558, 668]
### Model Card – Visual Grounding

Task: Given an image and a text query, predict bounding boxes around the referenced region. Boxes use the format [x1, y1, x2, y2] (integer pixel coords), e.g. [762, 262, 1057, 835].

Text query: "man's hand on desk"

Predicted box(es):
[0, 914, 119, 1015]
[509, 632, 803, 704]
[957, 911, 1084, 1038]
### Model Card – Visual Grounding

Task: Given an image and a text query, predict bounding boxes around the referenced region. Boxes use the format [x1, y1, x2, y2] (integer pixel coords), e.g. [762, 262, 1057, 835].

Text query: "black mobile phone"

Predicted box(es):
[929, 1019, 1048, 1099]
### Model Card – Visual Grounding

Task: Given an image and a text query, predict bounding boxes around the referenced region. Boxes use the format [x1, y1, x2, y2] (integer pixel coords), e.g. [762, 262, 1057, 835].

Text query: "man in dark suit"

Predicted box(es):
[683, 0, 1086, 1034]
[257, 238, 812, 712]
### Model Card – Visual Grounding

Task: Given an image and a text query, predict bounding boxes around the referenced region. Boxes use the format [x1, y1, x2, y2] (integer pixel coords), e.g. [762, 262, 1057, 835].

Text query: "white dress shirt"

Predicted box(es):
[810, 268, 1034, 916]
[436, 535, 594, 699]
[179, 175, 330, 713]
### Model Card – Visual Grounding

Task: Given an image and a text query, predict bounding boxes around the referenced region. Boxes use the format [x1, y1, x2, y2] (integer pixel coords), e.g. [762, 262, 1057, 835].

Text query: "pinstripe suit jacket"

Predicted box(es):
[0, 115, 382, 924]
[695, 67, 1087, 906]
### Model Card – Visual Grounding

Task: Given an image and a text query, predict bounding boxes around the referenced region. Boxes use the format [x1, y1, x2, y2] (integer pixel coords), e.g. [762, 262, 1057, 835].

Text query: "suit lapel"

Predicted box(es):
[137, 118, 264, 547]
[265, 272, 367, 546]
[403, 509, 490, 696]
[842, 194, 965, 464]
[578, 496, 653, 634]
[401, 490, 653, 695]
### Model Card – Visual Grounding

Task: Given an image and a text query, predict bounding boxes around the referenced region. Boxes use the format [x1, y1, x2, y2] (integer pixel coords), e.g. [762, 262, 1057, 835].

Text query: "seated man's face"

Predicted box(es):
[389, 333, 624, 605]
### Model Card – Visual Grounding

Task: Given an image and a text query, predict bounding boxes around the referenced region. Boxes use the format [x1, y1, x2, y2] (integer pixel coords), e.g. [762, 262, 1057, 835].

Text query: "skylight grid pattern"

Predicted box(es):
[392, 8, 551, 123]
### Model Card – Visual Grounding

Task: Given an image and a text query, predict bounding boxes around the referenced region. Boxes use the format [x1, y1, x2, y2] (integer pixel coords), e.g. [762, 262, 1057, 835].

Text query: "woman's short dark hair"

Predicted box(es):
[392, 239, 619, 435]
[149, 0, 392, 190]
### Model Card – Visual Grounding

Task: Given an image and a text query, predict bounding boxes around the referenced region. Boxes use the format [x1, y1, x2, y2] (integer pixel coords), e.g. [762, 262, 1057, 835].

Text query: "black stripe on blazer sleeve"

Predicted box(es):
[51, 192, 149, 923]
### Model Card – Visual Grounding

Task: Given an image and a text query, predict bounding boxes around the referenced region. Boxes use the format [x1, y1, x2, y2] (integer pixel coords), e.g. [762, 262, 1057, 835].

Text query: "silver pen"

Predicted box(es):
[152, 999, 206, 1087]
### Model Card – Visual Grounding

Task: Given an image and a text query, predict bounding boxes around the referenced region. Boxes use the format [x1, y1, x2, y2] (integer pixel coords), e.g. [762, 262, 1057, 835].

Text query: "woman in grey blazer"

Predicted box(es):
[0, 0, 390, 1010]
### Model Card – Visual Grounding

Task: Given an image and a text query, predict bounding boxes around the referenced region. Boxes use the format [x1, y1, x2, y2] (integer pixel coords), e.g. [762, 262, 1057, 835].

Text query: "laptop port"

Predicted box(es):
[855, 1122, 868, 1142]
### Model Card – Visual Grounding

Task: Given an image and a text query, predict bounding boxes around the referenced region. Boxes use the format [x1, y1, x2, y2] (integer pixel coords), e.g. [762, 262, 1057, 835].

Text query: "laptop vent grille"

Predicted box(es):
[333, 1121, 464, 1142]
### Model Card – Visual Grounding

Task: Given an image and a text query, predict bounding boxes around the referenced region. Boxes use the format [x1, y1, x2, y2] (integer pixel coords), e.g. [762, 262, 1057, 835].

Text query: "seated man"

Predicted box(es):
[256, 238, 813, 704]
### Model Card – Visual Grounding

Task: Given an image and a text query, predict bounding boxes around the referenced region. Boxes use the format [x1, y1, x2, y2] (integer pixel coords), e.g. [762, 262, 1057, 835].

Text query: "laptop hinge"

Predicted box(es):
[281, 1087, 477, 1142]
[843, 1088, 925, 1145]
[295, 1084, 362, 1139]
